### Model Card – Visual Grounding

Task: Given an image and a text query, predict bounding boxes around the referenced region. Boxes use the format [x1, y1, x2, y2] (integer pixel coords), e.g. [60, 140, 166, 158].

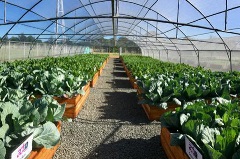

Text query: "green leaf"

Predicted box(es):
[230, 119, 240, 128]
[160, 111, 180, 129]
[0, 102, 20, 125]
[201, 126, 220, 148]
[182, 120, 204, 143]
[0, 140, 6, 159]
[170, 133, 185, 146]
[204, 144, 226, 159]
[33, 122, 60, 149]
[236, 133, 240, 149]
[0, 124, 9, 140]
[180, 113, 190, 125]
[33, 98, 48, 123]
[215, 128, 237, 157]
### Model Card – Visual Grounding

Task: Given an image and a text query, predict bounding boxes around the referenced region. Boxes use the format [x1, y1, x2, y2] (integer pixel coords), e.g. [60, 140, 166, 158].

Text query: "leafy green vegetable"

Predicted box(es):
[121, 55, 240, 108]
[33, 122, 60, 149]
[160, 98, 240, 159]
[0, 94, 65, 158]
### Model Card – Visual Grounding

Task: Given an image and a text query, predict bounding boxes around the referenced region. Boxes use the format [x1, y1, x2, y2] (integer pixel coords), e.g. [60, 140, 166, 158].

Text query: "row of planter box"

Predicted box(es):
[121, 57, 180, 121]
[120, 58, 190, 159]
[26, 57, 109, 159]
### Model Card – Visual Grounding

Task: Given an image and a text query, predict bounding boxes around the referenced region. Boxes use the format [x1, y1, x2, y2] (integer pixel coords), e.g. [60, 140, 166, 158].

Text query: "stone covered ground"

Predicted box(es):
[53, 57, 167, 159]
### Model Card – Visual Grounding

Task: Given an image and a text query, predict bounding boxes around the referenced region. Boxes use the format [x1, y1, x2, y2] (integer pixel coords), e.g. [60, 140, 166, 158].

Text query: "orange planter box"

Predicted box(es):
[102, 60, 107, 69]
[90, 71, 99, 87]
[63, 86, 90, 118]
[98, 60, 107, 76]
[54, 82, 90, 118]
[27, 121, 61, 159]
[98, 66, 103, 76]
[54, 82, 90, 106]
[137, 86, 142, 96]
[161, 127, 189, 159]
[129, 76, 138, 89]
[141, 103, 179, 121]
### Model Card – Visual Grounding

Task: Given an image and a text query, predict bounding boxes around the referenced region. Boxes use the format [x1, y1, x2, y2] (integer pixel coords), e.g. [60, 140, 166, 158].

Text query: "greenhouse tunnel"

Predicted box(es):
[0, 0, 240, 70]
[1, 1, 240, 159]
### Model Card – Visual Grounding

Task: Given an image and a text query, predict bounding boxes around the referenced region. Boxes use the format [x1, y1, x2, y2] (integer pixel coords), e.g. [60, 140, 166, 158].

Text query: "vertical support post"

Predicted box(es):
[229, 50, 232, 71]
[8, 41, 10, 61]
[146, 23, 148, 45]
[167, 51, 169, 61]
[156, 14, 158, 41]
[4, 0, 7, 23]
[119, 47, 122, 56]
[179, 51, 182, 63]
[56, 0, 58, 45]
[176, 0, 180, 38]
[225, 0, 228, 31]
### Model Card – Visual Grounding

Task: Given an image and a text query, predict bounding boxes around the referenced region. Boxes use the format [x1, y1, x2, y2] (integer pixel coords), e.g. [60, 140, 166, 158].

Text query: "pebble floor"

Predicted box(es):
[53, 58, 167, 159]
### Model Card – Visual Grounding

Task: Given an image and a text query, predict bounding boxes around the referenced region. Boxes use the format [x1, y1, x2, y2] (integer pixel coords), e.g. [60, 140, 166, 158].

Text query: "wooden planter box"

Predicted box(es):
[54, 82, 90, 118]
[90, 71, 99, 87]
[121, 61, 138, 89]
[137, 86, 142, 96]
[63, 85, 90, 118]
[99, 60, 107, 76]
[98, 66, 103, 76]
[63, 83, 90, 118]
[141, 103, 179, 121]
[102, 59, 107, 69]
[161, 127, 189, 159]
[27, 121, 61, 159]
[129, 76, 138, 89]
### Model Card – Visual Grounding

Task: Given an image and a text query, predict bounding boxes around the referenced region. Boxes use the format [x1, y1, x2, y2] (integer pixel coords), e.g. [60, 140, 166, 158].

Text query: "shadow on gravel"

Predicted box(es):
[85, 136, 167, 159]
[111, 79, 132, 88]
[114, 67, 124, 71]
[99, 91, 149, 124]
[114, 64, 123, 67]
[112, 71, 128, 77]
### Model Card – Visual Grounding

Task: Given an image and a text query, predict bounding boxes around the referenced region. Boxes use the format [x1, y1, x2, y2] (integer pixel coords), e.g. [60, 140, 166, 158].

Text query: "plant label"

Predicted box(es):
[185, 136, 203, 159]
[11, 134, 33, 159]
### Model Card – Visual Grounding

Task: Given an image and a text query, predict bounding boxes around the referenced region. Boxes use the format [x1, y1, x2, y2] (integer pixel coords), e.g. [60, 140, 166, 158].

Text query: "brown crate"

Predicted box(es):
[141, 103, 179, 121]
[63, 86, 90, 118]
[160, 127, 189, 159]
[27, 121, 61, 159]
[90, 71, 99, 87]
[54, 82, 90, 107]
[129, 76, 138, 89]
[98, 66, 103, 76]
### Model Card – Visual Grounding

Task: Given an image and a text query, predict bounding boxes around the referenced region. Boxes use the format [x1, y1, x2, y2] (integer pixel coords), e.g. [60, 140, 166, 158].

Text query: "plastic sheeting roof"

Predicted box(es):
[0, 0, 240, 70]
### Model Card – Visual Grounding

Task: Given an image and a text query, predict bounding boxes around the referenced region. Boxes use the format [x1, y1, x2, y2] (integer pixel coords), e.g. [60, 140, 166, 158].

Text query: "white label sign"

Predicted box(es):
[11, 134, 33, 159]
[185, 136, 203, 159]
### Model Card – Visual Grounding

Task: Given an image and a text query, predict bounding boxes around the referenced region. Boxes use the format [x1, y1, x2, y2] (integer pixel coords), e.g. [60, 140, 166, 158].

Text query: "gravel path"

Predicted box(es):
[54, 58, 167, 159]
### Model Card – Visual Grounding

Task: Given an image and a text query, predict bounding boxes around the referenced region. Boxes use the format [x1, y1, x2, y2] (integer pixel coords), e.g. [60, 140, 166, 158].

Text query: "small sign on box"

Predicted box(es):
[11, 134, 33, 159]
[185, 136, 203, 159]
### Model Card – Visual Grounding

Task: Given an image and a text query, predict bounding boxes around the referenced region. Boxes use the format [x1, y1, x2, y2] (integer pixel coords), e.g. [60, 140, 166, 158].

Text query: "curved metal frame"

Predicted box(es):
[0, 0, 239, 70]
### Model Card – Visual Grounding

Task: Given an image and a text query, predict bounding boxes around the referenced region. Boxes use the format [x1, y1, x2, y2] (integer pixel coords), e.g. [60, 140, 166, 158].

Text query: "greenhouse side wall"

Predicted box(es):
[143, 49, 239, 72]
[0, 41, 89, 61]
